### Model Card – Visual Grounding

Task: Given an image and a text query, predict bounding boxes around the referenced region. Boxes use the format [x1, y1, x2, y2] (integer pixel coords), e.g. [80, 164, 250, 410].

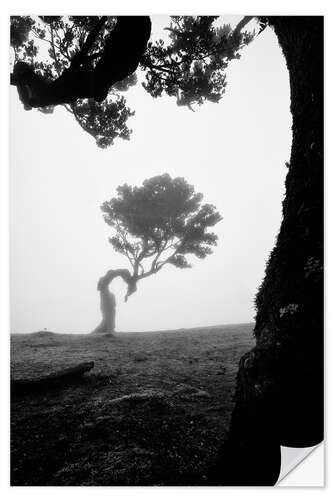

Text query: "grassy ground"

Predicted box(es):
[11, 323, 254, 486]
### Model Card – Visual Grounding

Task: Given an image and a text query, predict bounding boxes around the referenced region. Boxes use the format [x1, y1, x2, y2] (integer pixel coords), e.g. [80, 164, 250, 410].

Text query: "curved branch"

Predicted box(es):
[98, 268, 137, 302]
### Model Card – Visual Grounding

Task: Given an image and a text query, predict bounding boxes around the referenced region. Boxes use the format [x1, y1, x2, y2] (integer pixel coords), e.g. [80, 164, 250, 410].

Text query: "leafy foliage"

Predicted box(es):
[141, 16, 255, 110]
[67, 96, 134, 148]
[101, 174, 222, 281]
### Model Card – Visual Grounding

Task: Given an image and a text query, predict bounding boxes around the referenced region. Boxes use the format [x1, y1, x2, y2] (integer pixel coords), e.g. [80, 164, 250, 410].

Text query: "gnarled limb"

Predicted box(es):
[11, 16, 152, 109]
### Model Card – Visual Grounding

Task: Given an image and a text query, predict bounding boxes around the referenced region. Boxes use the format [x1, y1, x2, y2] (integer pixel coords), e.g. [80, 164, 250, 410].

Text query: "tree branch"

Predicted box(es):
[137, 239, 172, 280]
[233, 16, 254, 36]
[50, 27, 62, 76]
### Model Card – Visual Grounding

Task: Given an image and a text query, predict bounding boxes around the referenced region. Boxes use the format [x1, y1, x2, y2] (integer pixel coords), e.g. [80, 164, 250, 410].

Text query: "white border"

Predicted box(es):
[1, 0, 331, 496]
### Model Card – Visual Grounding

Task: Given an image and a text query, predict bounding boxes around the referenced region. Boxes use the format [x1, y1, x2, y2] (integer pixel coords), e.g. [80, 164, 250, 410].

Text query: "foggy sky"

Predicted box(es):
[10, 16, 292, 333]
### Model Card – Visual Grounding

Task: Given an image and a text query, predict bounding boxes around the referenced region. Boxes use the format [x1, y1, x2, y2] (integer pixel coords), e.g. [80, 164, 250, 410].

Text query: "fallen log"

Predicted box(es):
[11, 361, 94, 395]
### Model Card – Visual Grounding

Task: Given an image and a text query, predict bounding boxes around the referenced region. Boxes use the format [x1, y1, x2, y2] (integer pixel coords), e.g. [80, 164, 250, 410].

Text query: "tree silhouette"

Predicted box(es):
[92, 173, 222, 333]
[10, 15, 255, 147]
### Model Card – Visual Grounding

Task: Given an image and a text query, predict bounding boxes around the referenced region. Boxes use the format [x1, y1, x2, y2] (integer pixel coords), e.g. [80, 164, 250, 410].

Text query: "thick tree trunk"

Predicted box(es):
[210, 17, 323, 485]
[11, 16, 152, 108]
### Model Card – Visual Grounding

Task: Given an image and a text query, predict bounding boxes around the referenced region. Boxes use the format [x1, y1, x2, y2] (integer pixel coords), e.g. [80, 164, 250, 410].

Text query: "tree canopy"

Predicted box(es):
[101, 173, 222, 299]
[10, 15, 256, 147]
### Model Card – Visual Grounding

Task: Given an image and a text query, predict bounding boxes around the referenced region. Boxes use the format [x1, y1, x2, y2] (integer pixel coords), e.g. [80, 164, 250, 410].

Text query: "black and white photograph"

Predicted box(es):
[8, 9, 324, 487]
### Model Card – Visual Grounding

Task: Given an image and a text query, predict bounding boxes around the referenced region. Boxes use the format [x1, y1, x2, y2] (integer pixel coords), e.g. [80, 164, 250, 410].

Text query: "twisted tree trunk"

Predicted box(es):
[91, 269, 137, 334]
[210, 16, 323, 486]
[92, 275, 116, 334]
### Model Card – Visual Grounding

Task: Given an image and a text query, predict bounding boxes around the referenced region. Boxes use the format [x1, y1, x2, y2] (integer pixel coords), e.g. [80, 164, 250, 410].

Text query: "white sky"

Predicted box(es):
[10, 16, 292, 333]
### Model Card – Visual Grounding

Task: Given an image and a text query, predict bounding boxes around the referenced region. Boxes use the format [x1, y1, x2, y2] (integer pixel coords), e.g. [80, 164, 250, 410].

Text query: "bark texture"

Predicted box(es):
[210, 16, 323, 485]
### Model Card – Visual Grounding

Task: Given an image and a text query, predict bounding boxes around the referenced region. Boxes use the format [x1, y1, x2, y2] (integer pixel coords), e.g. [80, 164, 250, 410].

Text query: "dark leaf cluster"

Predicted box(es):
[141, 16, 255, 109]
[69, 96, 134, 148]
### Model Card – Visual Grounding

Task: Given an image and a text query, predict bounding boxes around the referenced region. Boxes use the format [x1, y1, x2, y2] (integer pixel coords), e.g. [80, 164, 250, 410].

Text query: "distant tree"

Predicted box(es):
[10, 15, 256, 147]
[92, 173, 222, 333]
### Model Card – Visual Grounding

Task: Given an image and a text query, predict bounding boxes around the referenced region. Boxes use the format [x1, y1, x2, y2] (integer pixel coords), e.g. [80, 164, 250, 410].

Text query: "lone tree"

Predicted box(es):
[10, 15, 255, 147]
[92, 173, 222, 333]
